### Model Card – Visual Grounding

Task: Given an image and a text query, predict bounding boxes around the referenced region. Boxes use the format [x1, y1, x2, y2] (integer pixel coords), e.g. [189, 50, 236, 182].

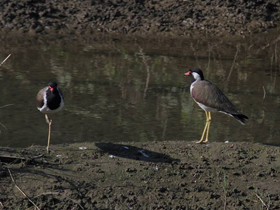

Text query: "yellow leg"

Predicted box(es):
[45, 114, 52, 153]
[203, 112, 211, 143]
[196, 111, 209, 144]
[45, 114, 50, 124]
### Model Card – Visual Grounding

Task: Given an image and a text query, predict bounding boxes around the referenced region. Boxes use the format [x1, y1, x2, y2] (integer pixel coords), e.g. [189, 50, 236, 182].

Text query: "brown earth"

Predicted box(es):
[1, 0, 280, 37]
[1, 1, 280, 210]
[1, 141, 280, 209]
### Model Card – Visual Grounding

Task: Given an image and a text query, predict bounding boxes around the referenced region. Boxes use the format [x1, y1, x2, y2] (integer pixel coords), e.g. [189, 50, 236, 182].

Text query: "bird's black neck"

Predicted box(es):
[46, 89, 62, 110]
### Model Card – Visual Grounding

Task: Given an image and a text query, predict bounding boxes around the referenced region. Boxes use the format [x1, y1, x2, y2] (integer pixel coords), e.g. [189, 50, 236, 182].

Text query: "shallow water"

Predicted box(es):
[0, 31, 280, 147]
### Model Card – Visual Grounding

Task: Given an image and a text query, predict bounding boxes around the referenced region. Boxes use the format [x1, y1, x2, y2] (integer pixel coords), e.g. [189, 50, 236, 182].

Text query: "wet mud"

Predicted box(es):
[1, 141, 280, 209]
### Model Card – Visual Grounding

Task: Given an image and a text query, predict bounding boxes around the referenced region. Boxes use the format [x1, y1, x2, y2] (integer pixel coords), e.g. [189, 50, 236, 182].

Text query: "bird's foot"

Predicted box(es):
[196, 139, 204, 144]
[196, 139, 209, 144]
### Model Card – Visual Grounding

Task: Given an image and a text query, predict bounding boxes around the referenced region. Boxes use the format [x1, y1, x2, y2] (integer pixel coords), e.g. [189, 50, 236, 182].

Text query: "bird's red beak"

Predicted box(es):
[48, 86, 54, 91]
[184, 71, 191, 76]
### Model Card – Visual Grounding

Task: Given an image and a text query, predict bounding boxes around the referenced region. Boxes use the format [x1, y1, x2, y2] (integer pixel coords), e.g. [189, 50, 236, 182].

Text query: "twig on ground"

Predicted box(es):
[8, 169, 41, 210]
[33, 192, 60, 198]
[255, 193, 268, 210]
[32, 154, 44, 159]
[0, 54, 11, 67]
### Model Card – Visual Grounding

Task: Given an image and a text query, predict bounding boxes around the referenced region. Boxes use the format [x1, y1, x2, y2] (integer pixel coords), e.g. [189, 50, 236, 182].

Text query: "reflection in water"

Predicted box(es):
[0, 31, 280, 147]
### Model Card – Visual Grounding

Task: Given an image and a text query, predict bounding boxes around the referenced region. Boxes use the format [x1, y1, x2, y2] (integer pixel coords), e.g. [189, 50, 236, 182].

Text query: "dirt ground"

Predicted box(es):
[1, 1, 280, 209]
[1, 141, 280, 209]
[1, 0, 280, 37]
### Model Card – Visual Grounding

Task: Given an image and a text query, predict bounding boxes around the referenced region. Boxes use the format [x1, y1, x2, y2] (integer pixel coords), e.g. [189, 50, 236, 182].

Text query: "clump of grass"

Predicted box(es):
[8, 169, 41, 210]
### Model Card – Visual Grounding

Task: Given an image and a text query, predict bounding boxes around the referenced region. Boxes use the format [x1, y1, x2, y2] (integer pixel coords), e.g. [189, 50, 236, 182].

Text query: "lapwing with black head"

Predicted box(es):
[184, 68, 248, 143]
[37, 82, 64, 153]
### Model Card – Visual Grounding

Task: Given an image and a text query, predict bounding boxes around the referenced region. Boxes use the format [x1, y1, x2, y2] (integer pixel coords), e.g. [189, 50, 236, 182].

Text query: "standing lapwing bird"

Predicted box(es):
[37, 82, 64, 153]
[184, 68, 248, 144]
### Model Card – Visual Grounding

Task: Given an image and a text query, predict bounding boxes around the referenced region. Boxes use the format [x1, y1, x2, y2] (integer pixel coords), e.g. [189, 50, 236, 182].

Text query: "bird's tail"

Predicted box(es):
[232, 114, 249, 125]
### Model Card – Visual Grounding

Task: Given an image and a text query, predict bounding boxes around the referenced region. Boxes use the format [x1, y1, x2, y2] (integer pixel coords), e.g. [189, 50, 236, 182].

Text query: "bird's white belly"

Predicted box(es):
[195, 101, 217, 112]
[38, 100, 64, 114]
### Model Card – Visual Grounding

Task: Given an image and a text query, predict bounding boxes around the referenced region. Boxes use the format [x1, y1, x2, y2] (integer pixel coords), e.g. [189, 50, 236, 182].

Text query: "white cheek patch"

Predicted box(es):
[192, 72, 201, 80]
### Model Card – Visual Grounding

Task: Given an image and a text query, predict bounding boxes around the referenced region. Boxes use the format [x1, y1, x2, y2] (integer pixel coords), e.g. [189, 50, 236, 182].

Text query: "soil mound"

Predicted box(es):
[1, 0, 280, 37]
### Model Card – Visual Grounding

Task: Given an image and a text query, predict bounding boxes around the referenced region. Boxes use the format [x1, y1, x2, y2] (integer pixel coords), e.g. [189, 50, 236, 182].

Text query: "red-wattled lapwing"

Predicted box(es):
[37, 82, 64, 153]
[184, 68, 248, 144]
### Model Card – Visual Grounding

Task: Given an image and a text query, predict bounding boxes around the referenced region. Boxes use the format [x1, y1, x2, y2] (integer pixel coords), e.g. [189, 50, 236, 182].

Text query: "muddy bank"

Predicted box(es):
[1, 141, 280, 209]
[1, 0, 280, 37]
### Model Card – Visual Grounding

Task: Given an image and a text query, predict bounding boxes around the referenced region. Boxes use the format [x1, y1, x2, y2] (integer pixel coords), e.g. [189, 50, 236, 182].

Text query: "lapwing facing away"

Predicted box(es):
[184, 68, 248, 144]
[37, 82, 64, 153]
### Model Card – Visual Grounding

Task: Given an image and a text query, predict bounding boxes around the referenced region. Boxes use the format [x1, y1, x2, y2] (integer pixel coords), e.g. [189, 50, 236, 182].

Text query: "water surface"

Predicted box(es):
[0, 32, 280, 147]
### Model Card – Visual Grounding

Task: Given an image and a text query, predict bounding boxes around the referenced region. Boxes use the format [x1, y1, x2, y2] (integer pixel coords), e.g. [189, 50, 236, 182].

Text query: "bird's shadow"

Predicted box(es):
[95, 142, 180, 163]
[262, 143, 280, 147]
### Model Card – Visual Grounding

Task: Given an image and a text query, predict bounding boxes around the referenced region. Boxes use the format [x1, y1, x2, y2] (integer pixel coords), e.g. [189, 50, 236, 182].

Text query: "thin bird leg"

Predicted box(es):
[45, 114, 50, 124]
[46, 119, 53, 153]
[203, 112, 211, 143]
[196, 111, 209, 144]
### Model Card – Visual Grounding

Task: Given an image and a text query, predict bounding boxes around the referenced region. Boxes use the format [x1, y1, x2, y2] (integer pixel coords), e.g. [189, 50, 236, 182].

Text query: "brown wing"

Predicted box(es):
[192, 80, 240, 115]
[36, 87, 47, 109]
